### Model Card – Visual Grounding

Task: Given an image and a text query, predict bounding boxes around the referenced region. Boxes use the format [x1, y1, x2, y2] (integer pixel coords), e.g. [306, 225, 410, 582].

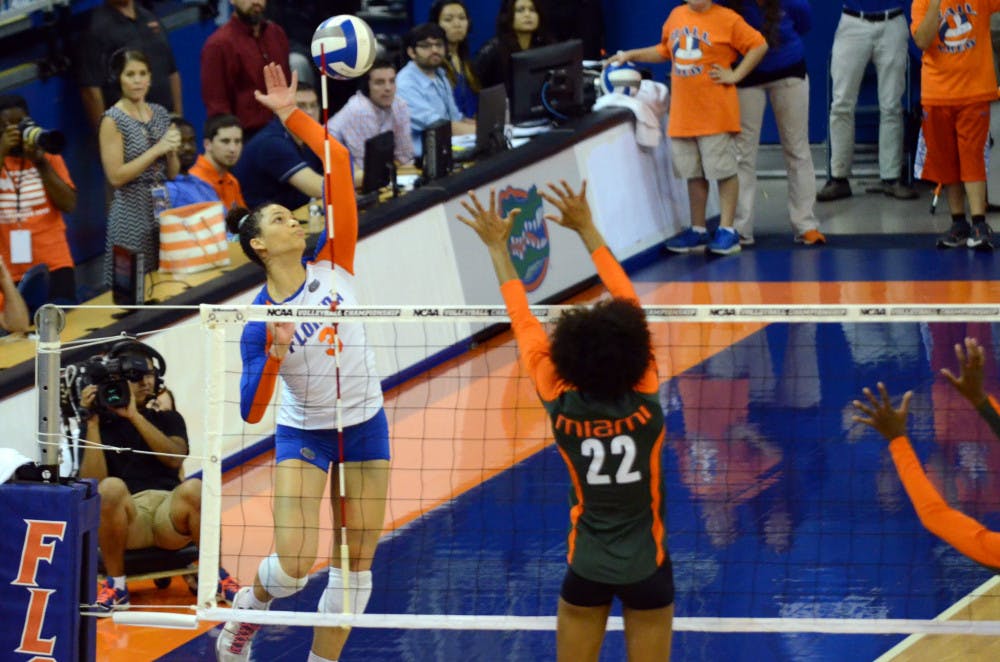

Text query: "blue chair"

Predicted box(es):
[16, 263, 50, 319]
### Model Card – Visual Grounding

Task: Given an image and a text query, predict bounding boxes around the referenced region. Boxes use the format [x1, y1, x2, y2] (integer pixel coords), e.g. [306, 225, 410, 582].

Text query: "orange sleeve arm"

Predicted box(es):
[591, 245, 658, 393]
[284, 108, 358, 274]
[501, 279, 565, 402]
[889, 435, 1000, 569]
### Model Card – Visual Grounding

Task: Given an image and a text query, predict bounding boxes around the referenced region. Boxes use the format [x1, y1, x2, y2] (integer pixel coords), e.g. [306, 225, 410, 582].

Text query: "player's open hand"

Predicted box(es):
[852, 382, 911, 441]
[457, 188, 519, 250]
[540, 180, 593, 233]
[941, 336, 988, 407]
[255, 63, 299, 120]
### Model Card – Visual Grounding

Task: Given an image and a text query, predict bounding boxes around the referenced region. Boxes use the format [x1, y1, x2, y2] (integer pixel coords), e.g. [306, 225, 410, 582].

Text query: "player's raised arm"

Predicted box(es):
[940, 337, 1000, 439]
[254, 63, 358, 273]
[457, 189, 562, 397]
[853, 382, 1000, 569]
[540, 180, 638, 304]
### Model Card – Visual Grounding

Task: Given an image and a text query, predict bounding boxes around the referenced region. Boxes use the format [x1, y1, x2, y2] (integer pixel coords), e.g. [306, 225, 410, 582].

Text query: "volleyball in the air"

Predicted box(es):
[311, 15, 378, 80]
[600, 62, 642, 97]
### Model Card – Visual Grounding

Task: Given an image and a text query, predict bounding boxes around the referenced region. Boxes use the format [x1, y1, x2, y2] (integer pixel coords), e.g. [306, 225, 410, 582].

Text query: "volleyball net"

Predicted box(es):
[45, 303, 1000, 654]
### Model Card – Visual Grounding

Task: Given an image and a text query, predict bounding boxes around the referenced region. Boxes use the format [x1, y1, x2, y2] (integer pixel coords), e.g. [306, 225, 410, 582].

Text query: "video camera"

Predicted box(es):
[59, 340, 166, 422]
[16, 117, 65, 155]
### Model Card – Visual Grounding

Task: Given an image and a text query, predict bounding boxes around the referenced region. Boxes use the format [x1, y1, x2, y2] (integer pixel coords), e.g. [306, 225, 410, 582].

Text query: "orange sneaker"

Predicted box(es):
[795, 229, 826, 245]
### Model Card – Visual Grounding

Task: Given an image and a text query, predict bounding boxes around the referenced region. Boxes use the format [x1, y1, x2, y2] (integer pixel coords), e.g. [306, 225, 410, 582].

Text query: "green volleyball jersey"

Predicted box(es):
[500, 245, 669, 587]
[543, 390, 667, 584]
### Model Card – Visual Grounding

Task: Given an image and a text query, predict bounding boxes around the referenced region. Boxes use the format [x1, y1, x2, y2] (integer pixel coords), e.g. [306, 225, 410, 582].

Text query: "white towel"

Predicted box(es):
[593, 80, 670, 148]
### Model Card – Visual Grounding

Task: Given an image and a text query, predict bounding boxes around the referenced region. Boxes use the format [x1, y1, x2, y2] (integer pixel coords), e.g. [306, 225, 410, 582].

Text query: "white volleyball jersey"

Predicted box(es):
[243, 259, 383, 430]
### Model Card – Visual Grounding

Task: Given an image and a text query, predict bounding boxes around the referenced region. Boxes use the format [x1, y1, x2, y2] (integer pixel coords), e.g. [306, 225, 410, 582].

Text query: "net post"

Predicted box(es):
[197, 312, 226, 610]
[34, 303, 65, 480]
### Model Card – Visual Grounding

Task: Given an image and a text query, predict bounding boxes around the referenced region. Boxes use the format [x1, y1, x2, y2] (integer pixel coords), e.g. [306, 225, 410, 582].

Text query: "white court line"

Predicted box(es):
[874, 575, 1000, 661]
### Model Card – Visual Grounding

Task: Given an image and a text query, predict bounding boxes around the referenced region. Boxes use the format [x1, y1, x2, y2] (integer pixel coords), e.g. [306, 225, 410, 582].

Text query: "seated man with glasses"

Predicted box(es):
[77, 340, 239, 610]
[395, 22, 475, 159]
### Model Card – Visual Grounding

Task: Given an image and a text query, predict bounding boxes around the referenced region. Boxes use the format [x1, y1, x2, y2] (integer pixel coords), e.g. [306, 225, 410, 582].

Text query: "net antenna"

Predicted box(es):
[318, 44, 352, 617]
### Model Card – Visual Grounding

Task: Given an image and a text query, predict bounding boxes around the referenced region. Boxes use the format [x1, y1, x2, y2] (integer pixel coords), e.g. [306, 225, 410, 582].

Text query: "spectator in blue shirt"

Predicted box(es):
[395, 23, 475, 158]
[164, 117, 220, 208]
[232, 83, 324, 210]
[818, 1, 917, 202]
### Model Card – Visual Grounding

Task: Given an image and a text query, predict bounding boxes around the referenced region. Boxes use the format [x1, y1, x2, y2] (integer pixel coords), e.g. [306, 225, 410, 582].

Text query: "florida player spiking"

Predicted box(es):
[458, 181, 675, 662]
[217, 64, 389, 662]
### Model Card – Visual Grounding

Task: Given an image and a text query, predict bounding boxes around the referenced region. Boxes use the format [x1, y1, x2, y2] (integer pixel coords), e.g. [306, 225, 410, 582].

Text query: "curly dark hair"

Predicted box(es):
[721, 0, 782, 48]
[549, 298, 653, 401]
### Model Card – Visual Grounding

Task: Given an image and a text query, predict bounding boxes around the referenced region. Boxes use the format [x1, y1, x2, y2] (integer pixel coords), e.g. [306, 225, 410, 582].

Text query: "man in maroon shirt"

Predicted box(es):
[200, 0, 291, 140]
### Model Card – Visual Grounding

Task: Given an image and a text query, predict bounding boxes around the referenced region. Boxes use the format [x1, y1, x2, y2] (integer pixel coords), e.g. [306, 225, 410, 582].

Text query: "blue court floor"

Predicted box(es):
[161, 238, 1000, 661]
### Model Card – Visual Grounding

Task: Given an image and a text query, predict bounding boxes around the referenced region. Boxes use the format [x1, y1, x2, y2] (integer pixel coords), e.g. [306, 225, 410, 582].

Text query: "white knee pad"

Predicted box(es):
[258, 553, 309, 599]
[318, 567, 372, 615]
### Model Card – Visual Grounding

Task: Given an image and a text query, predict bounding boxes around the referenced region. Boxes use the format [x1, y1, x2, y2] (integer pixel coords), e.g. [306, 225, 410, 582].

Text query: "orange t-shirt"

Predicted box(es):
[657, 4, 766, 137]
[911, 0, 1000, 106]
[189, 154, 247, 211]
[0, 154, 75, 282]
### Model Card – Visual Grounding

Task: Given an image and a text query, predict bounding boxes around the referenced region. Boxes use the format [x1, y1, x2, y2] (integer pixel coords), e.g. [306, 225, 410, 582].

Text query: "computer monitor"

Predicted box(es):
[111, 244, 144, 306]
[361, 130, 396, 195]
[510, 39, 584, 125]
[476, 84, 508, 156]
[421, 119, 452, 182]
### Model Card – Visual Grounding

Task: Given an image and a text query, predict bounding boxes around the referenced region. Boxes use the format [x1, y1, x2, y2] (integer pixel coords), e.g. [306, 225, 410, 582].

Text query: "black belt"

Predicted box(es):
[843, 7, 903, 21]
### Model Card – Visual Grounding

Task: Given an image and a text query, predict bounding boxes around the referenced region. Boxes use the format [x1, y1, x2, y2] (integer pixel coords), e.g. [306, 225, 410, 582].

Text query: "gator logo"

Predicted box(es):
[500, 185, 549, 292]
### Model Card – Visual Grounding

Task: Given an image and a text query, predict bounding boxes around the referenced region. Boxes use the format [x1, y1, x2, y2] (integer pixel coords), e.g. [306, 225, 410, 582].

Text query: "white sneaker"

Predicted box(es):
[216, 587, 262, 661]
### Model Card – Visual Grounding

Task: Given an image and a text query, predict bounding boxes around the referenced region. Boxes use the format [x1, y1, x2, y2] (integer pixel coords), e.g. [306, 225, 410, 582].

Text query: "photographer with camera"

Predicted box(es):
[76, 340, 239, 610]
[0, 95, 77, 307]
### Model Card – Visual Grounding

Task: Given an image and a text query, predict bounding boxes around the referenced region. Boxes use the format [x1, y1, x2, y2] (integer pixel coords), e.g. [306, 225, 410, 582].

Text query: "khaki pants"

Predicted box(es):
[828, 12, 909, 180]
[735, 76, 820, 240]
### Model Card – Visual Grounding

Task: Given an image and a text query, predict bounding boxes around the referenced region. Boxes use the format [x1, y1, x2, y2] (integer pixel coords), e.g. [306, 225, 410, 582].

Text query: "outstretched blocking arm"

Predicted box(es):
[540, 180, 638, 304]
[940, 337, 1000, 440]
[457, 189, 565, 401]
[254, 63, 358, 274]
[540, 181, 656, 391]
[854, 382, 1000, 569]
[889, 434, 1000, 568]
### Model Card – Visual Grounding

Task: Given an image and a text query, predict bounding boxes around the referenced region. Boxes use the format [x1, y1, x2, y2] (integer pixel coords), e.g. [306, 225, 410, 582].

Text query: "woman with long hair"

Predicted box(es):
[216, 64, 389, 662]
[721, 0, 823, 246]
[98, 49, 180, 286]
[430, 0, 481, 117]
[474, 0, 553, 92]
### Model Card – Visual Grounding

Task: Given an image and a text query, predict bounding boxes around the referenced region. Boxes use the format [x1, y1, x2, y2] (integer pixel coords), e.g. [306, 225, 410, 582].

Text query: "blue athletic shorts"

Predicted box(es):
[275, 409, 390, 469]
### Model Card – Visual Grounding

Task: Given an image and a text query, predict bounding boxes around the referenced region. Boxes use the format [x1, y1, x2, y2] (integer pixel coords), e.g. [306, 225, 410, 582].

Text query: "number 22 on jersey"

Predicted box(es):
[581, 435, 642, 485]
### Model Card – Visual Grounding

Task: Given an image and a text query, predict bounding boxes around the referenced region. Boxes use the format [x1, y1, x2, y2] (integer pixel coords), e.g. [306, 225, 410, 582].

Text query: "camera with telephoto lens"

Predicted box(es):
[17, 116, 65, 155]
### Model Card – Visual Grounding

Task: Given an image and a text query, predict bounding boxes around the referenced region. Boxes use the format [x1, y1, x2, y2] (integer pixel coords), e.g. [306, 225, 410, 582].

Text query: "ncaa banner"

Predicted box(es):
[0, 480, 98, 662]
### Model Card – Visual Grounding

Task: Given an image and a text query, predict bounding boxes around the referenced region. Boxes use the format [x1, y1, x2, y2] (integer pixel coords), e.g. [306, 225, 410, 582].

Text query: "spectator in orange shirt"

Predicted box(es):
[853, 337, 1000, 570]
[611, 0, 767, 256]
[189, 114, 246, 211]
[912, 0, 1000, 251]
[0, 253, 29, 333]
[0, 94, 78, 305]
